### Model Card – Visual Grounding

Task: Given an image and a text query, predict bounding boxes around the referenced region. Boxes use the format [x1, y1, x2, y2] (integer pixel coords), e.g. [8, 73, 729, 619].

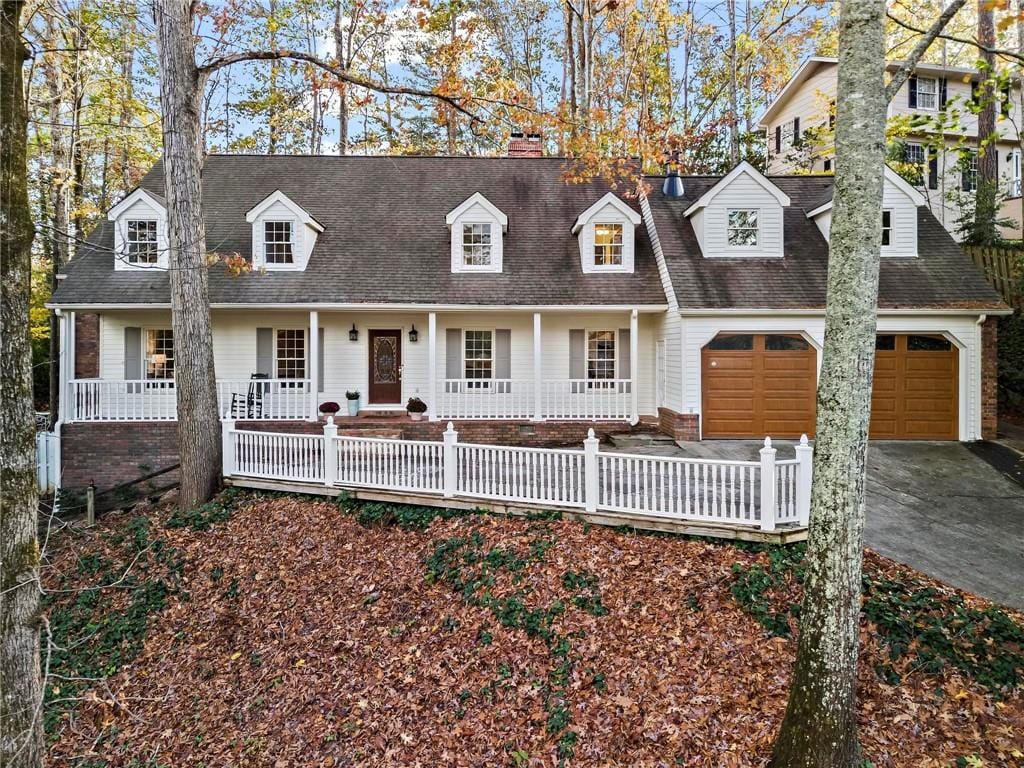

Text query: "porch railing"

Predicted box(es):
[437, 379, 534, 419]
[435, 378, 634, 421]
[224, 422, 812, 532]
[541, 379, 632, 421]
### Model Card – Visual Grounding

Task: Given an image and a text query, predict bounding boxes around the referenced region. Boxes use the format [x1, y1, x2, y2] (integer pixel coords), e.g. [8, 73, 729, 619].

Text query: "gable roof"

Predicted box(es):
[106, 188, 166, 220]
[570, 192, 641, 234]
[758, 56, 838, 128]
[683, 161, 791, 217]
[806, 166, 925, 218]
[445, 192, 508, 231]
[246, 189, 324, 232]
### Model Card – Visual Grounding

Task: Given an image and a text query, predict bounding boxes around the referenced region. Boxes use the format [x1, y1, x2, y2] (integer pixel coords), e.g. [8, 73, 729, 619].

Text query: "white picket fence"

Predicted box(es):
[223, 421, 812, 531]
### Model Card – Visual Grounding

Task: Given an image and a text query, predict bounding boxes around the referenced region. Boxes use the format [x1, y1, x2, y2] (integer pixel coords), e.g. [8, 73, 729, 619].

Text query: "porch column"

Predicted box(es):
[57, 310, 72, 424]
[532, 312, 543, 421]
[630, 309, 639, 425]
[308, 310, 319, 421]
[427, 312, 437, 421]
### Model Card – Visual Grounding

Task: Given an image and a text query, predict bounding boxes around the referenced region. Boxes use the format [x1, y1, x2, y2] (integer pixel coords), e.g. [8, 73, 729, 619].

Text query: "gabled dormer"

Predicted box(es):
[684, 162, 790, 258]
[446, 193, 507, 273]
[245, 190, 323, 271]
[108, 188, 169, 271]
[806, 166, 925, 258]
[571, 192, 641, 274]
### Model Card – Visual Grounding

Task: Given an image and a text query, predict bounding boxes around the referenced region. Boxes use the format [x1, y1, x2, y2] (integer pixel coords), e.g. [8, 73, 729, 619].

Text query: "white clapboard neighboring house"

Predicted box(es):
[48, 139, 1009, 494]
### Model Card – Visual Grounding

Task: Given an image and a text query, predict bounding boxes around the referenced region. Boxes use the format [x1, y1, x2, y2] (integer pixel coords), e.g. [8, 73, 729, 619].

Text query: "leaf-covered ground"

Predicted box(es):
[43, 492, 1024, 767]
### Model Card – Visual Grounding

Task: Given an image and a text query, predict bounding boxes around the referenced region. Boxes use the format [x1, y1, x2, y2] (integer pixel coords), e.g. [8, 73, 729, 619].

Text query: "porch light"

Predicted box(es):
[409, 325, 419, 343]
[349, 323, 359, 342]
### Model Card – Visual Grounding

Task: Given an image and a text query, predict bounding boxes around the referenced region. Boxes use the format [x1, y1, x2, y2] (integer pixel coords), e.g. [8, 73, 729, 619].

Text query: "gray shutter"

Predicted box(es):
[495, 329, 511, 380]
[446, 328, 462, 381]
[317, 328, 325, 392]
[908, 75, 917, 108]
[124, 327, 142, 379]
[618, 328, 631, 394]
[569, 328, 585, 382]
[256, 327, 273, 376]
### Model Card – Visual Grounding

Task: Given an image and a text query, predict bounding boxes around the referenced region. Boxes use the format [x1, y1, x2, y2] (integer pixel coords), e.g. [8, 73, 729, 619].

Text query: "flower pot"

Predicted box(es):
[409, 412, 423, 421]
[347, 398, 360, 416]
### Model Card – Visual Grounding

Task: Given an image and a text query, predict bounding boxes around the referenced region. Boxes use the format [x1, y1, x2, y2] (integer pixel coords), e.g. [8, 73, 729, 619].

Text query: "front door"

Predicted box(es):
[368, 329, 402, 404]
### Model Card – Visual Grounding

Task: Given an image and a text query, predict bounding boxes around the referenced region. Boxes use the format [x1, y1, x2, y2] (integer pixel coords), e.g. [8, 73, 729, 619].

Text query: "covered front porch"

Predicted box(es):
[59, 307, 657, 424]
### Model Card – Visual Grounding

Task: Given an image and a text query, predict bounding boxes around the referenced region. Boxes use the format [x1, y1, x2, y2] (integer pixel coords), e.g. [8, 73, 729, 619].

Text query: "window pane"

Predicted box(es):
[126, 220, 158, 264]
[594, 223, 623, 266]
[145, 328, 174, 379]
[875, 335, 896, 351]
[727, 210, 759, 246]
[464, 330, 493, 382]
[265, 221, 294, 264]
[587, 330, 616, 380]
[276, 329, 306, 378]
[917, 77, 937, 109]
[462, 223, 492, 266]
[907, 335, 951, 352]
[765, 335, 810, 351]
[707, 334, 753, 351]
[881, 210, 892, 247]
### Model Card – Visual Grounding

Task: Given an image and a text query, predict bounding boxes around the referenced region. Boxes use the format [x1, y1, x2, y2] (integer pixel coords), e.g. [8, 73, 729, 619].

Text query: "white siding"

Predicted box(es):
[697, 173, 785, 258]
[766, 62, 838, 174]
[251, 200, 318, 271]
[112, 198, 169, 271]
[655, 312, 683, 412]
[448, 201, 504, 273]
[577, 201, 636, 274]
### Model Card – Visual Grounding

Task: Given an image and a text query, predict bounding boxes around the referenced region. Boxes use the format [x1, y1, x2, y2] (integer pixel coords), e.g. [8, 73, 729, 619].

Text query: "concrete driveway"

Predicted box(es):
[613, 437, 1024, 610]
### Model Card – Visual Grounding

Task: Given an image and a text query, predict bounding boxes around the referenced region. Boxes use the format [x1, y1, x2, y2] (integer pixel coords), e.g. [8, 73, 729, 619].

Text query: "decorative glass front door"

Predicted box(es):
[368, 330, 402, 404]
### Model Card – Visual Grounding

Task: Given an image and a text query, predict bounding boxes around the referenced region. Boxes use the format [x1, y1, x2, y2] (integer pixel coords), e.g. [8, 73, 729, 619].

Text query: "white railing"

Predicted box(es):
[67, 378, 311, 421]
[437, 379, 534, 419]
[223, 422, 813, 532]
[541, 379, 632, 421]
[36, 431, 59, 493]
[216, 379, 311, 420]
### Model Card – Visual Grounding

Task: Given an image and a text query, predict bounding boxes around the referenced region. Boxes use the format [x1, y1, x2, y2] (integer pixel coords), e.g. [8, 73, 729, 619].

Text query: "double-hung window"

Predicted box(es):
[961, 151, 979, 192]
[462, 223, 492, 266]
[904, 143, 925, 185]
[145, 329, 174, 380]
[464, 330, 493, 389]
[1009, 149, 1022, 198]
[594, 223, 623, 266]
[264, 221, 294, 264]
[126, 220, 159, 265]
[276, 329, 306, 384]
[916, 76, 938, 110]
[727, 209, 759, 247]
[587, 330, 616, 389]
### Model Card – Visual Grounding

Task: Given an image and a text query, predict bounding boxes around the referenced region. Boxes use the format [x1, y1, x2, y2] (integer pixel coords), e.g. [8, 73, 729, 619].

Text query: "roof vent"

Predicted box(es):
[662, 167, 684, 198]
[508, 131, 543, 158]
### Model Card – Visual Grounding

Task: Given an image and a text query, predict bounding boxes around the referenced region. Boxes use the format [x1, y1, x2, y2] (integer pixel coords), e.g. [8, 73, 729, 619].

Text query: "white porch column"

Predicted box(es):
[58, 310, 73, 424]
[308, 310, 319, 421]
[629, 308, 639, 425]
[532, 312, 543, 421]
[427, 312, 437, 421]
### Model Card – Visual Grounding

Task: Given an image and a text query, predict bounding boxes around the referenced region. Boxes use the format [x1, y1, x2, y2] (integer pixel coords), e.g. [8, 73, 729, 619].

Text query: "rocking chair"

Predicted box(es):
[230, 373, 270, 419]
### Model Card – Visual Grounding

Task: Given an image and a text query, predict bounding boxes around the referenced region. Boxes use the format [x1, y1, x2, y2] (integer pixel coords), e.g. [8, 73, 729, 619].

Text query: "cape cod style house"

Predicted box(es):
[49, 143, 1009, 490]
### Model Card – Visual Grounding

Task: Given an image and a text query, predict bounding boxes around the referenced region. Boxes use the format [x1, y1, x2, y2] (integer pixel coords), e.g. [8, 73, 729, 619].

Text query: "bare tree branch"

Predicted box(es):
[887, 10, 1024, 69]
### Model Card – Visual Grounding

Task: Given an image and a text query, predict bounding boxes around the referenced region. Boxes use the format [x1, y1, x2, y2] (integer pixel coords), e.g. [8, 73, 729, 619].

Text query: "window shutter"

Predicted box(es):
[793, 116, 800, 140]
[256, 327, 274, 376]
[774, 126, 781, 154]
[494, 329, 511, 380]
[124, 327, 142, 379]
[569, 329, 585, 380]
[908, 75, 918, 108]
[618, 328, 631, 381]
[939, 77, 948, 109]
[445, 328, 462, 379]
[317, 328, 325, 392]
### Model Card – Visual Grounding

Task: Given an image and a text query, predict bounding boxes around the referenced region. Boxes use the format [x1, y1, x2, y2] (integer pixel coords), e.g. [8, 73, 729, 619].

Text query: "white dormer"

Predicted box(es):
[446, 193, 507, 273]
[571, 192, 641, 274]
[806, 166, 924, 257]
[684, 161, 790, 258]
[245, 190, 323, 271]
[108, 188, 169, 271]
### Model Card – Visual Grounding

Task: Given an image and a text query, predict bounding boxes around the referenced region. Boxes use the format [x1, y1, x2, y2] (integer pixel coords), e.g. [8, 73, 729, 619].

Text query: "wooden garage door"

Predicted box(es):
[701, 334, 817, 438]
[870, 334, 958, 440]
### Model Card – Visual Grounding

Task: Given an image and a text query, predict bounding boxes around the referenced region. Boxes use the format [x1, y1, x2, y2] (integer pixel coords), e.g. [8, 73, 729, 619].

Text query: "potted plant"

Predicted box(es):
[406, 396, 427, 421]
[319, 401, 341, 422]
[345, 390, 361, 417]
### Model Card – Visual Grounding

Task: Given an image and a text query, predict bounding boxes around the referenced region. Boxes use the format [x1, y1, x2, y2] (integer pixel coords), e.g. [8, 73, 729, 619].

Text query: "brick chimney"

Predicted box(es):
[507, 131, 543, 157]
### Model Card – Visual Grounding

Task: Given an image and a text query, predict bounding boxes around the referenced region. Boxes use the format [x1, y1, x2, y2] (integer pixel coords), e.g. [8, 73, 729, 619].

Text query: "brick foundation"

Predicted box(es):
[61, 421, 180, 491]
[981, 316, 998, 440]
[74, 313, 99, 379]
[657, 407, 700, 442]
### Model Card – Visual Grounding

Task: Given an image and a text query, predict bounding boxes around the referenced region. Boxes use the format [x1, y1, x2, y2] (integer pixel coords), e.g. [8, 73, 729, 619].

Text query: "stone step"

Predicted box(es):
[607, 432, 676, 449]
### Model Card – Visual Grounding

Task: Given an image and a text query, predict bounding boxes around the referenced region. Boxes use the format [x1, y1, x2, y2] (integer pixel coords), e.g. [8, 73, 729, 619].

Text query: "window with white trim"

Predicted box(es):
[126, 220, 159, 265]
[1008, 148, 1022, 198]
[264, 221, 294, 264]
[464, 330, 493, 389]
[462, 223, 492, 266]
[727, 209, 759, 247]
[145, 329, 174, 380]
[780, 121, 794, 149]
[587, 330, 616, 388]
[593, 223, 624, 266]
[881, 210, 892, 247]
[276, 329, 306, 380]
[916, 76, 938, 110]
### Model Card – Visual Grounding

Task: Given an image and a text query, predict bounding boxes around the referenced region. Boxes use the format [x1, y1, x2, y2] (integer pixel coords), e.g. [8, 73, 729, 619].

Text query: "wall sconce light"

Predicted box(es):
[349, 324, 359, 342]
[409, 325, 419, 343]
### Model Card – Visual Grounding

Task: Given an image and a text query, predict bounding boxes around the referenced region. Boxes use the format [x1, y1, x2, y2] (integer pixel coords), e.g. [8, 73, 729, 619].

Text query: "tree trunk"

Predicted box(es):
[153, 0, 223, 508]
[334, 0, 348, 155]
[770, 2, 887, 766]
[1, 1, 44, 764]
[973, 0, 998, 243]
[727, 0, 740, 164]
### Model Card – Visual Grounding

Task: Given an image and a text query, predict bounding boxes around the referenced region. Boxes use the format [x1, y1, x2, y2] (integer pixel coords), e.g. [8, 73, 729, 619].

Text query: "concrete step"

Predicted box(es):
[607, 432, 676, 449]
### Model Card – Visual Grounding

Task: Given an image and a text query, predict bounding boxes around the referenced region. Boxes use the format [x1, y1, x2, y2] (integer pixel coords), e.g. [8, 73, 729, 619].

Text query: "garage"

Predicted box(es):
[701, 333, 817, 438]
[701, 332, 959, 440]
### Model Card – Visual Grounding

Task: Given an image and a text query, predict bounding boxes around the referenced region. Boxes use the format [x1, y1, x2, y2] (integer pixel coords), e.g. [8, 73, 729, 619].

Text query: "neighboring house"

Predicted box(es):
[759, 56, 1024, 239]
[48, 146, 1009, 489]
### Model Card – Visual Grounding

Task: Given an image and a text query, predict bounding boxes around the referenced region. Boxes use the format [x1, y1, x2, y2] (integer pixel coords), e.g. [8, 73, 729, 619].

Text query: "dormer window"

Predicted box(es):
[264, 221, 294, 264]
[462, 223, 492, 266]
[594, 223, 623, 266]
[881, 210, 892, 246]
[126, 220, 159, 264]
[727, 210, 759, 247]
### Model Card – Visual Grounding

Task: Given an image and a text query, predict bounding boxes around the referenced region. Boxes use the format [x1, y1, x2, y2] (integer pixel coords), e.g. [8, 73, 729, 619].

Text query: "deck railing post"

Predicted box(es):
[323, 417, 338, 486]
[443, 421, 458, 498]
[222, 419, 236, 477]
[583, 428, 599, 513]
[759, 436, 777, 532]
[795, 434, 813, 527]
